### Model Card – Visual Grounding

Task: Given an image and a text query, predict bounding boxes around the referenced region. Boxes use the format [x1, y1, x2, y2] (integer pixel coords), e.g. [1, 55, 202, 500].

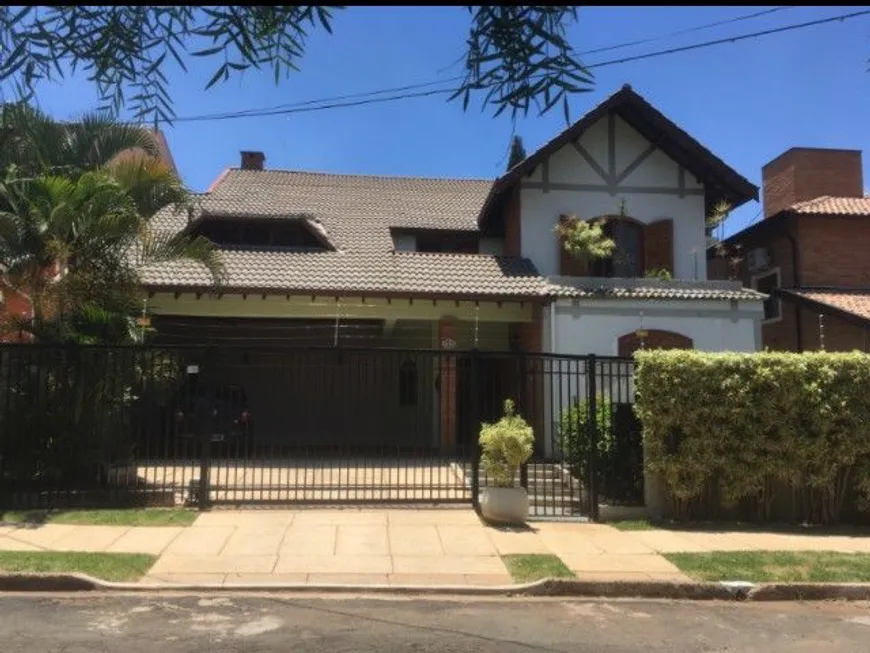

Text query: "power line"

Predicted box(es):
[589, 9, 869, 70]
[170, 8, 864, 124]
[579, 6, 794, 56]
[194, 7, 795, 121]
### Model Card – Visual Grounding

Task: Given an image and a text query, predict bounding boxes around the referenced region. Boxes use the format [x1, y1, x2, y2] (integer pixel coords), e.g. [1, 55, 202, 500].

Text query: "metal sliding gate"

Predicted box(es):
[0, 344, 642, 519]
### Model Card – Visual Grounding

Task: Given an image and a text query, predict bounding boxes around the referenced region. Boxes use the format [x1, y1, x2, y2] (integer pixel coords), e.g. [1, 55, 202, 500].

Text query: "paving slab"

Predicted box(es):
[392, 555, 507, 576]
[388, 525, 444, 556]
[4, 525, 80, 550]
[162, 526, 235, 556]
[465, 573, 514, 585]
[274, 554, 393, 575]
[221, 526, 289, 557]
[279, 525, 337, 556]
[335, 525, 390, 556]
[193, 511, 295, 528]
[535, 532, 605, 557]
[49, 526, 128, 553]
[386, 509, 482, 526]
[0, 535, 42, 551]
[105, 527, 184, 555]
[560, 553, 683, 575]
[485, 527, 551, 555]
[436, 525, 498, 556]
[626, 530, 708, 553]
[307, 573, 390, 585]
[387, 573, 470, 586]
[292, 510, 387, 526]
[149, 554, 277, 575]
[143, 573, 227, 585]
[573, 571, 664, 582]
[586, 534, 657, 556]
[223, 572, 309, 585]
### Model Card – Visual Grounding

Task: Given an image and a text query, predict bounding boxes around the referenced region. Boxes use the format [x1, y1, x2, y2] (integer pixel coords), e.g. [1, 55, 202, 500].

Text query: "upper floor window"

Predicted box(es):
[392, 229, 479, 254]
[191, 218, 330, 250]
[752, 268, 781, 322]
[590, 217, 645, 278]
[559, 215, 674, 279]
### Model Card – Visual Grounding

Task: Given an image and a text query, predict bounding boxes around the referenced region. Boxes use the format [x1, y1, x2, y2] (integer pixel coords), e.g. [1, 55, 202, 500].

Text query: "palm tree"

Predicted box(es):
[0, 167, 222, 343]
[0, 102, 162, 177]
[0, 105, 222, 344]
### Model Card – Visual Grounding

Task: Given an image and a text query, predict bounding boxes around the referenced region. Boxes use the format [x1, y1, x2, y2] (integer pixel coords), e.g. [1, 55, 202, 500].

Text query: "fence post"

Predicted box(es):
[587, 354, 599, 521]
[198, 346, 215, 511]
[470, 349, 481, 510]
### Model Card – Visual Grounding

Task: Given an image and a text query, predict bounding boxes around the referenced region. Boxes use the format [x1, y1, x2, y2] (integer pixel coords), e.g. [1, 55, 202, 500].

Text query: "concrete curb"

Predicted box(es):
[747, 583, 870, 602]
[0, 574, 869, 601]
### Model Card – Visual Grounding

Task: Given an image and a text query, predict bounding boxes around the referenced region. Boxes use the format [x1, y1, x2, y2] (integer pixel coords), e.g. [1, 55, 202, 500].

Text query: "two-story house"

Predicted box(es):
[710, 147, 870, 352]
[138, 85, 764, 453]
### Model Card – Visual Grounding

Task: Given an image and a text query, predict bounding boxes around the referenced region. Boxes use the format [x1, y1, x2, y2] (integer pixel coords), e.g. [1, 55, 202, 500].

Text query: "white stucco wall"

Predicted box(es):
[522, 189, 706, 280]
[552, 298, 761, 356]
[536, 297, 762, 456]
[519, 114, 708, 281]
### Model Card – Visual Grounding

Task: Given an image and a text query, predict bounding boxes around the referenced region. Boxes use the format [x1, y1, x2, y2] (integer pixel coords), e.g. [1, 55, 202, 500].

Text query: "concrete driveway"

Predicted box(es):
[146, 507, 515, 586]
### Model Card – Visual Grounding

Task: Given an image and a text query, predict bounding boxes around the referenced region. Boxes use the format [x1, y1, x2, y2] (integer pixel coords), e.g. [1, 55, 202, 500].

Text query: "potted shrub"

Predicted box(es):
[478, 398, 535, 524]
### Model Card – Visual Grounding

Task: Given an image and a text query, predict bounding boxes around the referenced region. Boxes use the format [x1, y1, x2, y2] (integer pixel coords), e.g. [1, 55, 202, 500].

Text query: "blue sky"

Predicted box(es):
[13, 6, 870, 237]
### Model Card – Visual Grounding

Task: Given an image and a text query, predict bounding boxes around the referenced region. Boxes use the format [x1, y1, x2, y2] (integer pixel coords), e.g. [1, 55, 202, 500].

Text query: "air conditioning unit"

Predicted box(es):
[747, 247, 771, 273]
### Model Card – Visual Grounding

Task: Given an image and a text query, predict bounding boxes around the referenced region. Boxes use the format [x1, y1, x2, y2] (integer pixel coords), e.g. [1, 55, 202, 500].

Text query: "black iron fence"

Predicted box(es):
[0, 344, 642, 518]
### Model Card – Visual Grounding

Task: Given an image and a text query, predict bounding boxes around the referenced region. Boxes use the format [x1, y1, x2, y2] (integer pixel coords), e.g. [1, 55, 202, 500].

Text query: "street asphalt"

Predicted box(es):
[0, 593, 869, 652]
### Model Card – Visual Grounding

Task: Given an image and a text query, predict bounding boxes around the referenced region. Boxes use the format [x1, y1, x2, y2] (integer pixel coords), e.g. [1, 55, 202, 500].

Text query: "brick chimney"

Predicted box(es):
[761, 147, 863, 218]
[240, 151, 265, 171]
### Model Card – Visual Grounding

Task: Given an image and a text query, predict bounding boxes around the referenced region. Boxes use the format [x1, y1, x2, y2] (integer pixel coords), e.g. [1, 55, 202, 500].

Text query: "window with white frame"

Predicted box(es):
[752, 268, 781, 322]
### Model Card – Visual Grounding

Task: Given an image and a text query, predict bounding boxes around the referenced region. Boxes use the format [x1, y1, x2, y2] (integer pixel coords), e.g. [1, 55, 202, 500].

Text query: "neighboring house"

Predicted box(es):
[710, 147, 870, 352]
[0, 129, 177, 342]
[139, 84, 764, 451]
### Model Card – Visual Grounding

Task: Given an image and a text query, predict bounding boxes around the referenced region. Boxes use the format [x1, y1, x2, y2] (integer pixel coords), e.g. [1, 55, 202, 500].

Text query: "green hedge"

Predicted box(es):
[635, 350, 870, 525]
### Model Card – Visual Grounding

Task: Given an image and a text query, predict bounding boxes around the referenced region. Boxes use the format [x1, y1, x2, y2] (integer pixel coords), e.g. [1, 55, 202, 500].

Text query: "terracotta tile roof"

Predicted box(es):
[783, 288, 870, 321]
[788, 195, 870, 216]
[144, 170, 547, 298]
[140, 250, 549, 297]
[546, 277, 765, 301]
[143, 168, 763, 302]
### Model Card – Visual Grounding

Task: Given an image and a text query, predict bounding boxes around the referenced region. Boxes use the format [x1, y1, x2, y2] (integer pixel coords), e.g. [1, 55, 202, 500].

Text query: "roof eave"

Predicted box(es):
[778, 288, 870, 329]
[478, 86, 758, 225]
[142, 284, 550, 304]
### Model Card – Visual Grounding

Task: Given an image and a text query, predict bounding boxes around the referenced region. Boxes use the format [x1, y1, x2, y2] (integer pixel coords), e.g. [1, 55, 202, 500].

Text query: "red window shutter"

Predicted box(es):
[643, 218, 674, 275]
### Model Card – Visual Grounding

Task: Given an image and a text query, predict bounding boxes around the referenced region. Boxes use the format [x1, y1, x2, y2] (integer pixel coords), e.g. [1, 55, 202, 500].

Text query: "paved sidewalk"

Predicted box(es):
[3, 510, 870, 586]
[146, 508, 513, 586]
[0, 522, 184, 555]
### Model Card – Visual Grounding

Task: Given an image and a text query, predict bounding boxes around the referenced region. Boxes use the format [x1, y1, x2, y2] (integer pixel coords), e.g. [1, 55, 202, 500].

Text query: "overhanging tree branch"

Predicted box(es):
[0, 6, 591, 125]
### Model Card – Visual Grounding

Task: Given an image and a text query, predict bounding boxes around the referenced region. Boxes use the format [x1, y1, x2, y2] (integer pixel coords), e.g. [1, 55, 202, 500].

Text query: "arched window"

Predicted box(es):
[618, 330, 693, 357]
[591, 216, 645, 278]
[399, 359, 418, 407]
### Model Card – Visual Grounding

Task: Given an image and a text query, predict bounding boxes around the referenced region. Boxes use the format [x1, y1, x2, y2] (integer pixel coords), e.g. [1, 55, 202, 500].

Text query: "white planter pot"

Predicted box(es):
[480, 487, 529, 525]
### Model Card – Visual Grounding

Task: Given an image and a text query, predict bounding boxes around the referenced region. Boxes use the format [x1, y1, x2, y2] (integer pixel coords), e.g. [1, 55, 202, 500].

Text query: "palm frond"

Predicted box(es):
[105, 154, 188, 217]
[137, 228, 225, 287]
[0, 102, 65, 174]
[63, 112, 161, 171]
